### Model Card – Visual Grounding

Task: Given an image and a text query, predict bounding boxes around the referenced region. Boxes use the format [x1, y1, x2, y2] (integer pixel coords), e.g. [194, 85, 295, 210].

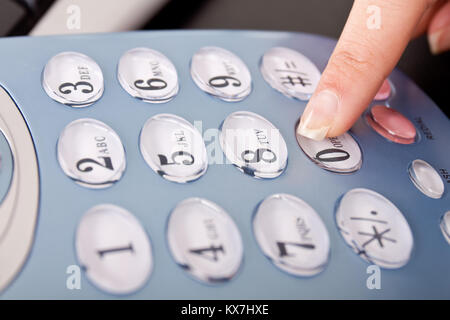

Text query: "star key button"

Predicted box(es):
[335, 188, 414, 269]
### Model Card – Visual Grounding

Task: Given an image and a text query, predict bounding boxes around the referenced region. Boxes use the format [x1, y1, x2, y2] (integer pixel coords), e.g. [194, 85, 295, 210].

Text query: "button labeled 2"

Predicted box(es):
[57, 118, 126, 188]
[167, 198, 243, 284]
[253, 194, 330, 276]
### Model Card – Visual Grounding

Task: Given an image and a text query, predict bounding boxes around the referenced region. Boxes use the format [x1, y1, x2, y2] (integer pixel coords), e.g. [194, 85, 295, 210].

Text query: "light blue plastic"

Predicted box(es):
[0, 30, 449, 299]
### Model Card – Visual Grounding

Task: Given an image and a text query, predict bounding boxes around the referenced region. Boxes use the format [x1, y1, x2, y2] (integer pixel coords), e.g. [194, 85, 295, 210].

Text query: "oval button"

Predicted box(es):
[167, 198, 243, 284]
[440, 211, 450, 245]
[140, 114, 208, 183]
[296, 132, 362, 173]
[219, 111, 288, 179]
[408, 159, 445, 199]
[260, 47, 321, 101]
[42, 52, 104, 107]
[75, 204, 153, 295]
[253, 194, 330, 276]
[57, 118, 126, 188]
[118, 48, 179, 103]
[366, 105, 417, 144]
[190, 46, 252, 102]
[335, 188, 414, 269]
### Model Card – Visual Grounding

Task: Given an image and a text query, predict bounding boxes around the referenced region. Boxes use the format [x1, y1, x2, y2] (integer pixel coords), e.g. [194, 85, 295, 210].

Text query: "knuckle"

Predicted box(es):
[330, 45, 382, 81]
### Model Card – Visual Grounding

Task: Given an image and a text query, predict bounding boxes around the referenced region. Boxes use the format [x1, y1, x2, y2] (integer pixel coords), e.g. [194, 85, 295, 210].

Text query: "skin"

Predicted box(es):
[298, 0, 450, 140]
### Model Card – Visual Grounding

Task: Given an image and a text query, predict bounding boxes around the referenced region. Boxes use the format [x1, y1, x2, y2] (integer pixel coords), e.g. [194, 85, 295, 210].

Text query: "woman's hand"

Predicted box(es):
[297, 0, 450, 140]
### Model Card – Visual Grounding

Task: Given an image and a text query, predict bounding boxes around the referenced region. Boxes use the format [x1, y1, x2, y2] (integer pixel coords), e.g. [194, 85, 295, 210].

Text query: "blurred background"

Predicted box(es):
[0, 0, 448, 115]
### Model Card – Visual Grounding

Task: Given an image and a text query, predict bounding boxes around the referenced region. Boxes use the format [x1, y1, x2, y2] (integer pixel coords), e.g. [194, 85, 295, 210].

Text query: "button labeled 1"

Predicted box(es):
[42, 52, 104, 107]
[118, 48, 179, 103]
[140, 114, 208, 183]
[220, 111, 288, 179]
[253, 194, 330, 276]
[260, 47, 321, 101]
[76, 204, 153, 295]
[57, 118, 126, 188]
[335, 188, 414, 269]
[296, 132, 362, 173]
[167, 198, 243, 284]
[190, 46, 252, 102]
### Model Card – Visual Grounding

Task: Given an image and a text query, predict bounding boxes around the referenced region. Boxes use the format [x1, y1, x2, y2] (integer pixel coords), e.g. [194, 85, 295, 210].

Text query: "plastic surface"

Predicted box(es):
[0, 30, 449, 299]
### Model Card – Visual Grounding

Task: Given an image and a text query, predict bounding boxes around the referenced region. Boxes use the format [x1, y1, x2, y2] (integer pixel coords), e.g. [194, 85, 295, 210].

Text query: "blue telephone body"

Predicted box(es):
[0, 30, 449, 299]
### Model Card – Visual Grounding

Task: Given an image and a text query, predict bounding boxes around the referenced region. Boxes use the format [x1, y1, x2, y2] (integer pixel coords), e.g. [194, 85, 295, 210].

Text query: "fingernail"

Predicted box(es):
[428, 30, 443, 55]
[297, 90, 339, 140]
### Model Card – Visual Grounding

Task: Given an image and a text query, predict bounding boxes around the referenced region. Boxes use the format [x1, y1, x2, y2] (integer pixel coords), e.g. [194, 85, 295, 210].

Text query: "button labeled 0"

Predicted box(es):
[253, 194, 330, 276]
[167, 198, 243, 284]
[57, 118, 126, 188]
[296, 132, 362, 173]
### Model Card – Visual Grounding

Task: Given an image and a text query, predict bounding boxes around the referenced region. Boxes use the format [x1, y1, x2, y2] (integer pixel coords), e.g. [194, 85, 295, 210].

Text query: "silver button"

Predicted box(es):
[42, 52, 104, 107]
[118, 48, 179, 103]
[140, 114, 208, 183]
[219, 111, 288, 179]
[336, 188, 414, 269]
[260, 47, 321, 101]
[167, 198, 243, 284]
[440, 211, 450, 245]
[76, 204, 153, 295]
[408, 159, 445, 199]
[57, 118, 126, 188]
[190, 46, 252, 102]
[296, 132, 362, 173]
[253, 194, 330, 276]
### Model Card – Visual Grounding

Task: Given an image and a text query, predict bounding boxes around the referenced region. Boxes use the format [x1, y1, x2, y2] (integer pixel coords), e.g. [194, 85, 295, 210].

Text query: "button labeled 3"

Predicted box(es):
[76, 204, 153, 295]
[191, 46, 252, 102]
[220, 111, 288, 178]
[118, 48, 179, 103]
[260, 47, 321, 101]
[140, 114, 208, 183]
[57, 118, 126, 188]
[253, 194, 330, 276]
[42, 52, 104, 107]
[167, 198, 243, 284]
[336, 188, 414, 269]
